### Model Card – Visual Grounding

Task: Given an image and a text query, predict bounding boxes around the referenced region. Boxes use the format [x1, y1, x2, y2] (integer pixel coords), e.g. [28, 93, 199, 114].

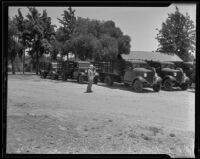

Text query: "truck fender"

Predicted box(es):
[133, 76, 146, 84]
[162, 75, 176, 83]
[154, 76, 162, 84]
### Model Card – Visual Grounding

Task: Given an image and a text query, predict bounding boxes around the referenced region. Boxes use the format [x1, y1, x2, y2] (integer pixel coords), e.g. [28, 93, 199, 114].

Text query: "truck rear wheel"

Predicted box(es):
[42, 73, 47, 79]
[62, 74, 67, 81]
[94, 77, 98, 84]
[133, 80, 143, 92]
[163, 79, 173, 91]
[153, 84, 161, 92]
[78, 75, 84, 84]
[104, 76, 113, 86]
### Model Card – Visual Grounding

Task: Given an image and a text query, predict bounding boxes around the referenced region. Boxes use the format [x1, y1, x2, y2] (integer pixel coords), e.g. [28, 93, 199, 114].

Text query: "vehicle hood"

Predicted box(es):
[133, 68, 152, 73]
[162, 68, 180, 73]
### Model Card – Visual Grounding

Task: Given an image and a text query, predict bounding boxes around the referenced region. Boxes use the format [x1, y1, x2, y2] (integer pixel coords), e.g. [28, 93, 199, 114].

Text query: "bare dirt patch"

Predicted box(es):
[6, 74, 195, 157]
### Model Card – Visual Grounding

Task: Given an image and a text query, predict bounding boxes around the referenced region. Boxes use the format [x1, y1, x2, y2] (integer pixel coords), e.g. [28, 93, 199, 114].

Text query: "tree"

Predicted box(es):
[15, 8, 31, 74]
[156, 7, 196, 61]
[57, 7, 76, 59]
[8, 17, 22, 74]
[25, 7, 55, 74]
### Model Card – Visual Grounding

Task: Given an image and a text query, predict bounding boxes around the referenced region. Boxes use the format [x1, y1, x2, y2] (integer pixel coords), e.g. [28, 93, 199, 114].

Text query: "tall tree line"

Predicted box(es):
[8, 7, 131, 74]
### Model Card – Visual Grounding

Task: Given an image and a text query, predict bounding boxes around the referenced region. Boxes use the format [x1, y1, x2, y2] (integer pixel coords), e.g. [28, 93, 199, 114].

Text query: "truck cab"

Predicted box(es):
[123, 60, 162, 92]
[173, 61, 195, 85]
[146, 61, 190, 91]
[62, 61, 99, 84]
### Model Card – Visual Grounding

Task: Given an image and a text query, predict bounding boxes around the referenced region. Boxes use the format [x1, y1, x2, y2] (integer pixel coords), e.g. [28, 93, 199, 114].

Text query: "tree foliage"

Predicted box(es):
[22, 7, 56, 73]
[10, 6, 131, 70]
[8, 17, 22, 74]
[56, 7, 76, 58]
[62, 17, 131, 61]
[156, 7, 196, 61]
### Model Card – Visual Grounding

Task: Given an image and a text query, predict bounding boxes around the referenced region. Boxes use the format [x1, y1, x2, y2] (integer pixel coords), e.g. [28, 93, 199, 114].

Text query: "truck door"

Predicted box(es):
[124, 66, 133, 84]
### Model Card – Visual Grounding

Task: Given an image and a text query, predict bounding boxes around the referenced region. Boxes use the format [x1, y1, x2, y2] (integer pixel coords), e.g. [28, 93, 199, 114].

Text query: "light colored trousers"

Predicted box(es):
[87, 79, 93, 92]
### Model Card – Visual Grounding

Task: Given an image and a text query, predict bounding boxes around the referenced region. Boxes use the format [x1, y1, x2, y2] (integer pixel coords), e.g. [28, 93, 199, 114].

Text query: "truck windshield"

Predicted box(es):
[132, 63, 149, 69]
[162, 64, 175, 69]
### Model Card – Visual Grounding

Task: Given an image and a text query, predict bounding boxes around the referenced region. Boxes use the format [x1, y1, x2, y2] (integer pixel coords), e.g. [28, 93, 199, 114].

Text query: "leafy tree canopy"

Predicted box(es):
[156, 7, 196, 61]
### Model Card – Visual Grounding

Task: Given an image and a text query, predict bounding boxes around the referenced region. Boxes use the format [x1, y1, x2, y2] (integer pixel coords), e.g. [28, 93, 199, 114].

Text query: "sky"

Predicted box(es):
[9, 4, 196, 52]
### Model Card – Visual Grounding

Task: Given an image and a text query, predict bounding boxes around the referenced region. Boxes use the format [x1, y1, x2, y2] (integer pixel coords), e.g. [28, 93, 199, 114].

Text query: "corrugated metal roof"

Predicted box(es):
[122, 51, 183, 62]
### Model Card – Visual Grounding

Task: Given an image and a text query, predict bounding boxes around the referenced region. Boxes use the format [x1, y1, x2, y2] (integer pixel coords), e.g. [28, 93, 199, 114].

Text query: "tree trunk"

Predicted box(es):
[22, 49, 25, 74]
[11, 59, 15, 74]
[36, 51, 39, 75]
[67, 53, 69, 61]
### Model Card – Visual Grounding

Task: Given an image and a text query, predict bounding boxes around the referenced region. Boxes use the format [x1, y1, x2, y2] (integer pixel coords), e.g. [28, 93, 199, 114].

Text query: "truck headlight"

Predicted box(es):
[173, 72, 177, 76]
[144, 73, 147, 78]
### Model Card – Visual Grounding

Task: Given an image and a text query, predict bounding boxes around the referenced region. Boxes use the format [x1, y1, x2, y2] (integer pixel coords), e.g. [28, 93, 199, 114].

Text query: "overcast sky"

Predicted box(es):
[9, 4, 196, 52]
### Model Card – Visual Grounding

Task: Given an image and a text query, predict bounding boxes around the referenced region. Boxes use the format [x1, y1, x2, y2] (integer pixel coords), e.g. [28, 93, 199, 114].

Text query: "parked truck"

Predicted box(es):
[146, 60, 190, 91]
[172, 61, 195, 85]
[94, 59, 162, 92]
[39, 60, 99, 84]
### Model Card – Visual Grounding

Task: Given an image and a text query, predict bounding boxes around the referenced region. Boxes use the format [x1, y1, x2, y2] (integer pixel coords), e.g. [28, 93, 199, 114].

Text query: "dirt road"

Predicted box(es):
[6, 74, 195, 157]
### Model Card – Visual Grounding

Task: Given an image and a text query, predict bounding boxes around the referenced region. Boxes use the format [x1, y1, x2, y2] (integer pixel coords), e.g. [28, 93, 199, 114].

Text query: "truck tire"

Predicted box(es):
[78, 75, 84, 84]
[43, 73, 47, 79]
[133, 80, 143, 92]
[55, 75, 58, 80]
[153, 84, 161, 92]
[104, 76, 113, 86]
[124, 83, 129, 86]
[94, 77, 98, 84]
[163, 79, 173, 91]
[50, 74, 54, 80]
[62, 74, 67, 81]
[180, 83, 189, 90]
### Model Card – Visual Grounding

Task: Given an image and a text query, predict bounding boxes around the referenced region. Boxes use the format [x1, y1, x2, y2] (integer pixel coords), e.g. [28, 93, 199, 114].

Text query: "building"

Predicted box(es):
[122, 51, 183, 62]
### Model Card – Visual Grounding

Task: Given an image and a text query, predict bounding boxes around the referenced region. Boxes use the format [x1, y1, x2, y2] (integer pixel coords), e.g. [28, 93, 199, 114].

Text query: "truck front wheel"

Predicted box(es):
[153, 83, 161, 92]
[104, 76, 113, 86]
[78, 75, 84, 84]
[163, 79, 173, 91]
[133, 80, 143, 92]
[180, 83, 189, 90]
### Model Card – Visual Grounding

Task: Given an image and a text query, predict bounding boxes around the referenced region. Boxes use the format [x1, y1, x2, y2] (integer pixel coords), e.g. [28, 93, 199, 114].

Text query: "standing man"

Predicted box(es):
[86, 64, 95, 93]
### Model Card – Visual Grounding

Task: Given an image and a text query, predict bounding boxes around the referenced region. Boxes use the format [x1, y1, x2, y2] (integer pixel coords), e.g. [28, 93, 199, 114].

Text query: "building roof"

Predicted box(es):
[126, 59, 147, 64]
[122, 51, 183, 62]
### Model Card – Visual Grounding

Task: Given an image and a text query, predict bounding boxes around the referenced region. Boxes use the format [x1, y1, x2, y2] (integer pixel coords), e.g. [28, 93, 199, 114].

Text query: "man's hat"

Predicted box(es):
[89, 64, 94, 69]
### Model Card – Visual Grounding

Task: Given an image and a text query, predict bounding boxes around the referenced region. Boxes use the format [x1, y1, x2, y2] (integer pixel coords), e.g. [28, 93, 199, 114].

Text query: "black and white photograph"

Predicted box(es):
[3, 1, 197, 157]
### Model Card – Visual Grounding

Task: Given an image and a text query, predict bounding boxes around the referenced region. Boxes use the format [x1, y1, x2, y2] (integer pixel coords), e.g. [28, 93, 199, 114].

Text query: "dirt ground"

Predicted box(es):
[6, 74, 195, 157]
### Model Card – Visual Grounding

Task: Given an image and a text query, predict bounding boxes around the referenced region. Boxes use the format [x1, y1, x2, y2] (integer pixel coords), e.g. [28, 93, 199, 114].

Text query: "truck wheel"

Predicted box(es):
[133, 80, 143, 92]
[55, 75, 58, 80]
[124, 83, 129, 86]
[180, 83, 189, 90]
[163, 79, 173, 91]
[78, 75, 84, 84]
[94, 77, 98, 84]
[153, 84, 161, 92]
[62, 74, 67, 81]
[50, 74, 54, 80]
[104, 76, 113, 86]
[40, 73, 44, 78]
[43, 73, 47, 79]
